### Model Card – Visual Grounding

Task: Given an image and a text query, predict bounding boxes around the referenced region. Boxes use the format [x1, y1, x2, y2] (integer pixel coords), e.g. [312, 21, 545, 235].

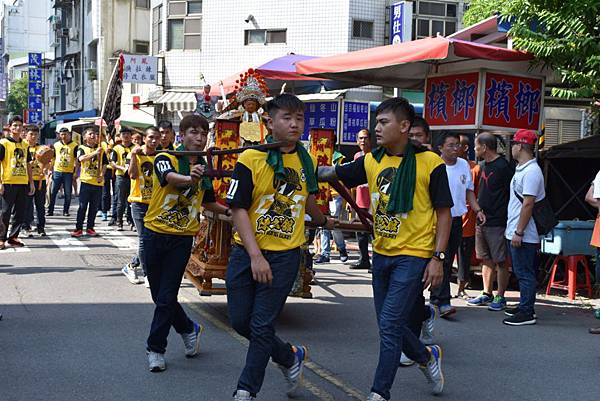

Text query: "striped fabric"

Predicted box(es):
[155, 91, 197, 112]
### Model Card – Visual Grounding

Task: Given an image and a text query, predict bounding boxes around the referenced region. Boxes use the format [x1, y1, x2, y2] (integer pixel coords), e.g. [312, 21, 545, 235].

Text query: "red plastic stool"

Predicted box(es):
[546, 255, 593, 300]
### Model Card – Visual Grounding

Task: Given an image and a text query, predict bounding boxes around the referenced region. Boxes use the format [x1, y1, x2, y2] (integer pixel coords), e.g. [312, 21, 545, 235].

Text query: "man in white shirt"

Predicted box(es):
[431, 132, 486, 318]
[503, 129, 545, 326]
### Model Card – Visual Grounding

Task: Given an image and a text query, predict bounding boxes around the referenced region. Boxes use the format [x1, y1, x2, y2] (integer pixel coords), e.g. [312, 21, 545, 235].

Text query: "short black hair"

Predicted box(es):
[265, 93, 305, 118]
[120, 127, 133, 135]
[24, 124, 40, 133]
[9, 115, 23, 125]
[436, 131, 460, 148]
[475, 132, 497, 151]
[83, 126, 99, 136]
[375, 97, 415, 126]
[158, 120, 173, 130]
[411, 116, 430, 137]
[144, 126, 160, 136]
[179, 114, 209, 134]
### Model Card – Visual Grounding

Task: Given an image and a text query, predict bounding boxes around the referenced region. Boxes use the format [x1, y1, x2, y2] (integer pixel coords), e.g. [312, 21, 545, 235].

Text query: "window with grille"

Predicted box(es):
[352, 20, 374, 39]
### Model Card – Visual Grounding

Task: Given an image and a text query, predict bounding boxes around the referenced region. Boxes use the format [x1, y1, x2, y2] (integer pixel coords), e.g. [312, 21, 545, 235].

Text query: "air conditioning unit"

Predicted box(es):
[69, 28, 79, 40]
[60, 28, 70, 37]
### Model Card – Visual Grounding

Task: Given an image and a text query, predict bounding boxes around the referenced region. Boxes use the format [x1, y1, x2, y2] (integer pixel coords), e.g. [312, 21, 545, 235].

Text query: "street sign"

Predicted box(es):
[28, 68, 42, 81]
[29, 81, 42, 96]
[28, 52, 42, 67]
[424, 72, 480, 129]
[28, 110, 43, 124]
[121, 55, 158, 84]
[302, 101, 340, 141]
[341, 101, 370, 144]
[390, 1, 413, 44]
[28, 52, 44, 125]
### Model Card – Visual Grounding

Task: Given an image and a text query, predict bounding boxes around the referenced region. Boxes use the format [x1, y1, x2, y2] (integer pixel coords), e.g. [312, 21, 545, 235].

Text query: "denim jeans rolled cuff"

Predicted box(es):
[131, 202, 149, 274]
[371, 253, 431, 401]
[143, 227, 194, 354]
[226, 244, 299, 395]
[508, 242, 539, 315]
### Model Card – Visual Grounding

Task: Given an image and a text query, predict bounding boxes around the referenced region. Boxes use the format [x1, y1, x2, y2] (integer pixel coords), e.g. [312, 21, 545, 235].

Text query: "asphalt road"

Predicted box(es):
[1, 212, 599, 401]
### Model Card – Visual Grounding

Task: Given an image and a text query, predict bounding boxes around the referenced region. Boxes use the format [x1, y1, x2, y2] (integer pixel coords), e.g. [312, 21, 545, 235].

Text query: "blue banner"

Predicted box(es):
[28, 110, 43, 124]
[29, 96, 42, 110]
[28, 52, 44, 124]
[302, 101, 340, 141]
[342, 101, 370, 144]
[28, 67, 42, 82]
[28, 53, 42, 67]
[28, 81, 42, 96]
[390, 1, 410, 44]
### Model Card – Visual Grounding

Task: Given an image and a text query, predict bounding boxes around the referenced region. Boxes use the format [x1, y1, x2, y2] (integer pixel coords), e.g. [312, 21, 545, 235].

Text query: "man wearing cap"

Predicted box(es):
[503, 129, 544, 326]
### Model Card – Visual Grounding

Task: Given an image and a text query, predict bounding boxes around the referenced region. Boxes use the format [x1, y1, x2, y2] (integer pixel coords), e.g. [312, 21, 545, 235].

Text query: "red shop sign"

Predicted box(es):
[424, 71, 480, 128]
[481, 71, 544, 131]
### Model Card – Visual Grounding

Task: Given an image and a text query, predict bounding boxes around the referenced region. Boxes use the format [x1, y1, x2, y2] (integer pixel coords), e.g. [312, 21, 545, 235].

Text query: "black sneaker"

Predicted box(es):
[503, 311, 536, 326]
[108, 219, 116, 226]
[38, 229, 47, 237]
[504, 306, 537, 318]
[63, 212, 70, 217]
[117, 223, 124, 231]
[314, 255, 330, 264]
[339, 250, 348, 263]
[349, 261, 370, 270]
[46, 211, 54, 216]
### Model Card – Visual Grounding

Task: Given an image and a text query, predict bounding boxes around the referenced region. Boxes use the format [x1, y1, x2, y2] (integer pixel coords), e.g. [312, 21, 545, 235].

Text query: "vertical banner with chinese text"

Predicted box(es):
[28, 52, 43, 125]
[390, 1, 413, 44]
[309, 128, 335, 213]
[213, 119, 241, 204]
[341, 101, 370, 144]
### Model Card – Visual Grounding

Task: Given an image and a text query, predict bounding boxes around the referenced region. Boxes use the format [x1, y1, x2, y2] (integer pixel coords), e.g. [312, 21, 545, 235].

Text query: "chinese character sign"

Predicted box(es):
[303, 101, 339, 141]
[390, 1, 412, 44]
[424, 72, 479, 127]
[121, 55, 158, 84]
[482, 72, 543, 130]
[309, 128, 335, 213]
[28, 52, 43, 125]
[342, 101, 370, 144]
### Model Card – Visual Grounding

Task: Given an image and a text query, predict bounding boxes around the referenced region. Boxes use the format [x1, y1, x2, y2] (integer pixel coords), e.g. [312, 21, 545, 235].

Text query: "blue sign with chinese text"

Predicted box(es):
[303, 101, 340, 141]
[28, 52, 44, 124]
[342, 101, 370, 144]
[28, 53, 42, 67]
[29, 81, 42, 96]
[390, 1, 411, 44]
[28, 110, 43, 124]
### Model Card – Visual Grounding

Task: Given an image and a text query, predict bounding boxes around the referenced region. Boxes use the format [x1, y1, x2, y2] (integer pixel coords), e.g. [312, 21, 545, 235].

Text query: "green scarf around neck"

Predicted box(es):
[371, 141, 416, 214]
[265, 136, 318, 194]
[175, 144, 213, 191]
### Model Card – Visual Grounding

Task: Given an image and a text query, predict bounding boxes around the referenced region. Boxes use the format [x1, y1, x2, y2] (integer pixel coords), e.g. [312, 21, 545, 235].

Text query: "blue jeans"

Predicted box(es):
[101, 169, 114, 214]
[371, 253, 430, 401]
[48, 172, 73, 214]
[508, 242, 539, 315]
[131, 202, 148, 274]
[227, 245, 298, 396]
[320, 228, 346, 258]
[115, 176, 132, 224]
[75, 183, 102, 230]
[142, 227, 194, 354]
[430, 217, 463, 306]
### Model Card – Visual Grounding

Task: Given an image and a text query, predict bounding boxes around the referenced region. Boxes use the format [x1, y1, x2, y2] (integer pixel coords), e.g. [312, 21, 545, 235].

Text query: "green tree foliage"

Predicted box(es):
[6, 76, 28, 116]
[463, 0, 600, 100]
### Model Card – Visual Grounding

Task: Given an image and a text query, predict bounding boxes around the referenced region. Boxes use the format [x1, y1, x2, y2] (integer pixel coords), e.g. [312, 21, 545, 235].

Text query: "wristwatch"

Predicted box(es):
[432, 251, 446, 261]
[514, 230, 524, 237]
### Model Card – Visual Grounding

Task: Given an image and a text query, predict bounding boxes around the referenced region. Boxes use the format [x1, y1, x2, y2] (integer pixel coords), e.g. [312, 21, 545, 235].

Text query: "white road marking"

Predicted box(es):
[94, 228, 138, 251]
[47, 230, 90, 251]
[0, 246, 31, 253]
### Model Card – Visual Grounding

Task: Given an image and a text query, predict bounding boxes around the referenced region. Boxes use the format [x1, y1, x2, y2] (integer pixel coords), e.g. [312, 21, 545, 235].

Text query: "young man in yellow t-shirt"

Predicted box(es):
[143, 115, 226, 372]
[121, 126, 160, 286]
[48, 127, 78, 216]
[110, 128, 134, 231]
[0, 116, 34, 249]
[72, 127, 107, 237]
[319, 98, 453, 401]
[225, 94, 333, 400]
[23, 126, 49, 237]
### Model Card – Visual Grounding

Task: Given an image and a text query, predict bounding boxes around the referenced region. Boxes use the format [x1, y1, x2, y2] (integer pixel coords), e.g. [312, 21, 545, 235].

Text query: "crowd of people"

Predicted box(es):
[1, 91, 598, 401]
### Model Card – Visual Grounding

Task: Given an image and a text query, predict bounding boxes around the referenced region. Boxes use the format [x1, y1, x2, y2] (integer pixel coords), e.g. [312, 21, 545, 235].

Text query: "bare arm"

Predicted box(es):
[231, 208, 272, 284]
[164, 164, 206, 189]
[305, 194, 333, 229]
[585, 184, 600, 209]
[466, 189, 486, 225]
[202, 201, 228, 215]
[423, 207, 451, 290]
[511, 195, 535, 247]
[78, 148, 100, 162]
[128, 153, 139, 178]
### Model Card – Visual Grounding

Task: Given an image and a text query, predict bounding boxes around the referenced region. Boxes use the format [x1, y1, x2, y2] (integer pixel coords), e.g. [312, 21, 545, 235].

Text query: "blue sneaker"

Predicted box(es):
[419, 345, 444, 395]
[467, 293, 493, 306]
[488, 295, 507, 311]
[279, 345, 307, 396]
[181, 321, 204, 357]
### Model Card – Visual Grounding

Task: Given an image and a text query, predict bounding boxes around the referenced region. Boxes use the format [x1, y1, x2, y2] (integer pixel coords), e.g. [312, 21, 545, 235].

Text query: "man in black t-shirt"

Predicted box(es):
[467, 133, 514, 311]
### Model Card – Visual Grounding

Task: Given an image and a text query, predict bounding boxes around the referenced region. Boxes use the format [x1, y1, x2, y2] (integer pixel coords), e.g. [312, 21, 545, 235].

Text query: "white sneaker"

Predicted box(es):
[121, 264, 142, 284]
[233, 390, 254, 401]
[399, 352, 415, 366]
[366, 392, 387, 401]
[278, 345, 307, 396]
[418, 345, 444, 395]
[420, 304, 436, 345]
[181, 322, 204, 357]
[147, 351, 166, 372]
[143, 276, 150, 288]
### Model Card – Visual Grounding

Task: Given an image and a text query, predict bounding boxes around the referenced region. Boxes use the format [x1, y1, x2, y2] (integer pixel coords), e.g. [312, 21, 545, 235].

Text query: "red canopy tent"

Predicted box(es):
[295, 36, 534, 89]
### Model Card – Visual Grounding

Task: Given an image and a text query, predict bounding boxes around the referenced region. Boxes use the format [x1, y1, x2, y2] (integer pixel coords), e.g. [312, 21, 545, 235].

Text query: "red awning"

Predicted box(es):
[295, 36, 533, 88]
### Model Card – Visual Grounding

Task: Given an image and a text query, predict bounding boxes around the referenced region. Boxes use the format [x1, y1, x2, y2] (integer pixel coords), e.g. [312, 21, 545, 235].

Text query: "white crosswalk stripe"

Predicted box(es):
[0, 246, 31, 253]
[94, 228, 138, 251]
[47, 230, 91, 251]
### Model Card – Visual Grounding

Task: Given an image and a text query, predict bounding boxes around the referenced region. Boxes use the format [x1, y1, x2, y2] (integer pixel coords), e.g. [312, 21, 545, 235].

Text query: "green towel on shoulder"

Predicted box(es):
[371, 141, 416, 214]
[266, 136, 318, 194]
[175, 144, 213, 191]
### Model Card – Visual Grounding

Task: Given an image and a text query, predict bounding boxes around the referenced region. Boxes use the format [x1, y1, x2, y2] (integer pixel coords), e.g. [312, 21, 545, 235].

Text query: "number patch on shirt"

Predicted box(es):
[226, 179, 239, 200]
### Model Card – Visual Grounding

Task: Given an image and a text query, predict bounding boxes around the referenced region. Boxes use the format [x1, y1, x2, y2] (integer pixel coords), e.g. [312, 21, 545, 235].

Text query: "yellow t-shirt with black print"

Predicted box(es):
[0, 137, 30, 185]
[77, 145, 108, 186]
[128, 148, 155, 204]
[144, 153, 215, 236]
[53, 141, 78, 173]
[335, 148, 453, 258]
[226, 149, 318, 251]
[111, 144, 132, 177]
[28, 145, 45, 181]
